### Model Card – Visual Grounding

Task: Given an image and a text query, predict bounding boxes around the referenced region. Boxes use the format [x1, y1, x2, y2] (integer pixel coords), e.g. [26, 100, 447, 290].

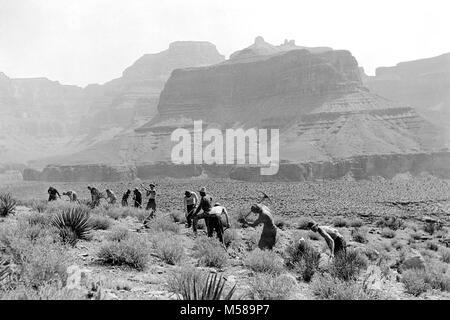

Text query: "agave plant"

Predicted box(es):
[0, 259, 11, 282]
[0, 193, 17, 217]
[180, 273, 237, 300]
[52, 206, 92, 246]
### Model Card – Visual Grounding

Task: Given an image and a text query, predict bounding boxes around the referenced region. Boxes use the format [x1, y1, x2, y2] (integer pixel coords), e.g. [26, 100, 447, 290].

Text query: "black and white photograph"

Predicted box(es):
[1, 0, 450, 309]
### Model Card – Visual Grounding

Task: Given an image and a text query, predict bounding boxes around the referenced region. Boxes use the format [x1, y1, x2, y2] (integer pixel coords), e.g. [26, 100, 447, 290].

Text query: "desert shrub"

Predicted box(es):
[376, 216, 404, 231]
[89, 215, 112, 230]
[106, 206, 147, 222]
[0, 224, 69, 289]
[274, 217, 289, 230]
[391, 238, 403, 251]
[351, 228, 368, 244]
[330, 249, 368, 281]
[0, 193, 17, 217]
[332, 217, 349, 228]
[106, 227, 131, 242]
[401, 269, 430, 296]
[193, 237, 228, 268]
[296, 217, 313, 230]
[29, 200, 48, 213]
[426, 241, 439, 252]
[311, 274, 380, 300]
[285, 238, 321, 282]
[307, 230, 320, 241]
[349, 219, 363, 228]
[0, 280, 83, 300]
[440, 248, 450, 263]
[423, 222, 443, 235]
[167, 267, 236, 300]
[381, 228, 396, 239]
[149, 216, 180, 234]
[244, 249, 284, 275]
[170, 210, 186, 224]
[97, 235, 149, 270]
[409, 232, 422, 241]
[51, 206, 92, 246]
[25, 212, 52, 227]
[154, 236, 185, 265]
[247, 274, 296, 300]
[423, 265, 450, 292]
[223, 229, 242, 248]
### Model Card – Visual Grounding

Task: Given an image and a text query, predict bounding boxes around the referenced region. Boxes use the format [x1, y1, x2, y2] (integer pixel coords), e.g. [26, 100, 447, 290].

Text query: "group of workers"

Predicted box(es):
[47, 184, 347, 258]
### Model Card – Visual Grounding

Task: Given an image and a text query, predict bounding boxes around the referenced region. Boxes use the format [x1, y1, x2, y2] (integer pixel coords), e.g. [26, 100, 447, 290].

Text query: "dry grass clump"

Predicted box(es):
[332, 217, 349, 228]
[193, 237, 228, 268]
[440, 248, 450, 264]
[148, 216, 180, 234]
[307, 231, 320, 241]
[247, 274, 296, 300]
[244, 249, 284, 275]
[401, 269, 430, 296]
[351, 228, 368, 244]
[274, 217, 290, 230]
[381, 228, 396, 239]
[97, 235, 149, 270]
[223, 229, 242, 249]
[296, 217, 314, 230]
[285, 237, 321, 282]
[330, 249, 368, 281]
[89, 215, 112, 230]
[0, 193, 17, 217]
[349, 219, 363, 228]
[153, 235, 185, 265]
[376, 216, 404, 231]
[106, 206, 147, 222]
[170, 210, 186, 224]
[106, 227, 131, 242]
[311, 274, 381, 300]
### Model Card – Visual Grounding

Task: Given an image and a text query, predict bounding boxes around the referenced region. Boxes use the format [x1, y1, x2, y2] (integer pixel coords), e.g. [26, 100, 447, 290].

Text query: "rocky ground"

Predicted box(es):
[1, 175, 450, 300]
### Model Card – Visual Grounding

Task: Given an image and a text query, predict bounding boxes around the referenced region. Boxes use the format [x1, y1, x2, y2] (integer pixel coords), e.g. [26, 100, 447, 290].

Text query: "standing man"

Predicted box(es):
[47, 187, 61, 202]
[184, 190, 199, 228]
[305, 221, 347, 259]
[132, 188, 142, 208]
[192, 187, 213, 236]
[142, 183, 157, 216]
[122, 189, 131, 207]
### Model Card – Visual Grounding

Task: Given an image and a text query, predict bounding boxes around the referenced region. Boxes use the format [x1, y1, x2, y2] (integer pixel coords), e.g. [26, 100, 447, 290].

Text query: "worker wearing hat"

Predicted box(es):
[184, 190, 199, 228]
[192, 187, 213, 235]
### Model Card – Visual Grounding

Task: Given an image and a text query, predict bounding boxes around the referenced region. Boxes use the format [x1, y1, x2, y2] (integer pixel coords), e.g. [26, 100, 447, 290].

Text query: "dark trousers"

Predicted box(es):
[48, 195, 57, 202]
[146, 199, 156, 212]
[208, 215, 224, 244]
[193, 211, 210, 233]
[334, 236, 347, 256]
[186, 204, 195, 227]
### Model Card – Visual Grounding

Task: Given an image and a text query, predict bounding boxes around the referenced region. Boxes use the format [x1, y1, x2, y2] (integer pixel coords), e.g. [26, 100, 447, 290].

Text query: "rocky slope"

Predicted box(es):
[22, 40, 450, 182]
[363, 53, 450, 138]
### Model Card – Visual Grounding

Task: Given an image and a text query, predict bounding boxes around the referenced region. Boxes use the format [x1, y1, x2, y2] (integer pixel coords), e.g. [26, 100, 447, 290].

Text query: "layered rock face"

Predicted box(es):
[363, 53, 450, 136]
[0, 73, 89, 164]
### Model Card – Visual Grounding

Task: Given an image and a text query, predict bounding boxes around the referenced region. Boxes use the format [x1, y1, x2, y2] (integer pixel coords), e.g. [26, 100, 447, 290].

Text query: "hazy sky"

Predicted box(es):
[1, 0, 449, 87]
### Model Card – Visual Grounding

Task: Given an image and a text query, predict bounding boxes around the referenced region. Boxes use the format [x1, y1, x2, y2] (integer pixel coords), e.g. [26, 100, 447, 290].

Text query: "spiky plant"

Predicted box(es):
[52, 206, 92, 246]
[0, 193, 17, 217]
[179, 273, 237, 300]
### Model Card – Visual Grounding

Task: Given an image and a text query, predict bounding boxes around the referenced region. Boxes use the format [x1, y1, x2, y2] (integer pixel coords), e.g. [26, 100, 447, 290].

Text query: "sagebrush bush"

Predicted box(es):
[401, 269, 430, 296]
[223, 229, 242, 248]
[154, 236, 185, 265]
[440, 248, 450, 264]
[296, 218, 314, 230]
[193, 237, 228, 268]
[52, 205, 92, 246]
[0, 280, 83, 300]
[351, 228, 368, 244]
[28, 199, 48, 213]
[149, 216, 180, 234]
[106, 206, 147, 222]
[426, 241, 439, 252]
[97, 235, 149, 270]
[330, 249, 368, 281]
[106, 227, 131, 242]
[376, 216, 404, 231]
[244, 249, 284, 275]
[274, 217, 289, 230]
[170, 211, 186, 224]
[285, 238, 321, 282]
[0, 193, 17, 217]
[381, 228, 396, 239]
[349, 219, 363, 228]
[332, 217, 349, 228]
[311, 274, 380, 300]
[89, 215, 112, 230]
[25, 212, 52, 227]
[247, 274, 296, 300]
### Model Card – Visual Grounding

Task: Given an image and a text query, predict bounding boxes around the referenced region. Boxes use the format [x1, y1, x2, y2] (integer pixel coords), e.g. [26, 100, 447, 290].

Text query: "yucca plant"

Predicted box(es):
[52, 206, 92, 246]
[0, 193, 17, 217]
[0, 259, 11, 282]
[179, 273, 237, 300]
